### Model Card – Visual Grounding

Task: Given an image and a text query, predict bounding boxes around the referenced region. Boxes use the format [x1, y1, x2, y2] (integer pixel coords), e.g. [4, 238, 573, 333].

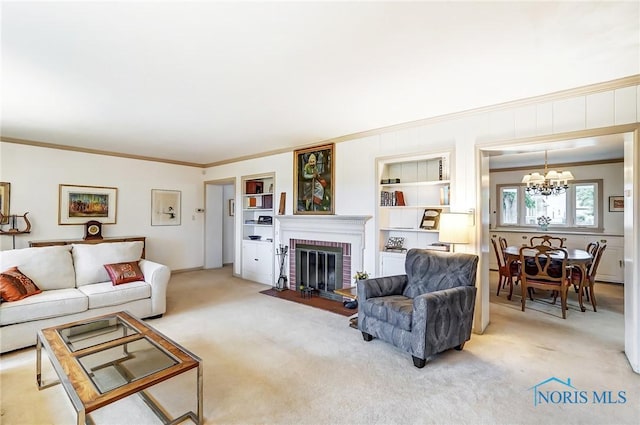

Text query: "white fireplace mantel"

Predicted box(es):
[276, 215, 372, 274]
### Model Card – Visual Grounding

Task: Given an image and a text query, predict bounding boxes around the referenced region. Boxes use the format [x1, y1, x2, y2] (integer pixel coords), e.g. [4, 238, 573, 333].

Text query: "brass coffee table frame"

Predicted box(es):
[334, 286, 358, 329]
[36, 311, 202, 425]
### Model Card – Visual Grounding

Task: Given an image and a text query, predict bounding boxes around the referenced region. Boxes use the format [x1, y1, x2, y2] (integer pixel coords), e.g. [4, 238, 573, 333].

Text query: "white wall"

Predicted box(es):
[223, 183, 234, 264]
[0, 143, 204, 271]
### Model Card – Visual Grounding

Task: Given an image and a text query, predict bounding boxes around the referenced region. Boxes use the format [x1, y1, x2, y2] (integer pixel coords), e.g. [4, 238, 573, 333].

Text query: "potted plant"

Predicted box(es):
[354, 271, 369, 282]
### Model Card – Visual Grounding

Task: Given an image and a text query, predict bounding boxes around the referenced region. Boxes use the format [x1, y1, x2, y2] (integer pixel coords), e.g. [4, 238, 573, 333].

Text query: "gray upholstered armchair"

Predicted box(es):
[358, 249, 479, 368]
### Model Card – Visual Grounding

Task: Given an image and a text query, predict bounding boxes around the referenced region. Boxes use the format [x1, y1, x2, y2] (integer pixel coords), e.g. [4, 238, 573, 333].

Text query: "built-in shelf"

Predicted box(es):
[241, 173, 275, 285]
[376, 152, 452, 277]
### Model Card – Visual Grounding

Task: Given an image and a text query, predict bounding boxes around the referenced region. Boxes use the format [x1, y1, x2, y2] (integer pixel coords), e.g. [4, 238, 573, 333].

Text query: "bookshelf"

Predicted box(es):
[241, 173, 275, 285]
[376, 152, 452, 276]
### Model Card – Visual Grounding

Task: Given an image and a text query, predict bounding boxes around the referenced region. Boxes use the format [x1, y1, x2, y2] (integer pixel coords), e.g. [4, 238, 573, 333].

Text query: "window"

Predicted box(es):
[497, 180, 602, 231]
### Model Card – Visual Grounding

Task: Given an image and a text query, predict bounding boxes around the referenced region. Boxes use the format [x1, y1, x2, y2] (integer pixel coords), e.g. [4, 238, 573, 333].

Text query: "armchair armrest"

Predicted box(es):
[139, 259, 171, 316]
[411, 285, 477, 357]
[357, 275, 407, 300]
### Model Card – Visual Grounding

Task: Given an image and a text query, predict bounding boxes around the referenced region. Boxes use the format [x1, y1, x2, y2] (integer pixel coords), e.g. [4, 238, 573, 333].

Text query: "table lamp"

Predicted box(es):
[438, 212, 471, 252]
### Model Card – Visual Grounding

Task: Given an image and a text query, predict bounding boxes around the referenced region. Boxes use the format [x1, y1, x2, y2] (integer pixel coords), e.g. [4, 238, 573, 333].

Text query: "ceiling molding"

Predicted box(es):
[0, 136, 203, 168]
[490, 157, 624, 173]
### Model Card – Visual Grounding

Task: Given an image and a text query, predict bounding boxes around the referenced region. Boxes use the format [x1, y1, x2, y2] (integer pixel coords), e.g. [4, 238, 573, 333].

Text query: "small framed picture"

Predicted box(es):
[151, 189, 181, 226]
[609, 196, 624, 212]
[420, 208, 442, 230]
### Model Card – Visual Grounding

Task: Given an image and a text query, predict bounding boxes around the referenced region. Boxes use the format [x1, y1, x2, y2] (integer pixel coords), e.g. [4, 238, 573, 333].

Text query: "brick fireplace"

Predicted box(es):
[276, 215, 371, 299]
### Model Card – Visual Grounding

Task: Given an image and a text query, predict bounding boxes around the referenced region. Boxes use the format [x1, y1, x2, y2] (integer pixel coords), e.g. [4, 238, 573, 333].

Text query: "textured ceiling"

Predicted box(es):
[2, 1, 638, 166]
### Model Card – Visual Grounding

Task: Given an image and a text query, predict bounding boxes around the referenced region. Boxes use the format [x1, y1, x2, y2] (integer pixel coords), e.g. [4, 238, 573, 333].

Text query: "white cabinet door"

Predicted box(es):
[242, 240, 273, 285]
[596, 237, 624, 283]
[379, 252, 406, 277]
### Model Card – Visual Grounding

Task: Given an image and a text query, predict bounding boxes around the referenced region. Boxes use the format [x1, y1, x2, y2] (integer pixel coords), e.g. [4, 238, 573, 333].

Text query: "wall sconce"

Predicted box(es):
[438, 212, 472, 252]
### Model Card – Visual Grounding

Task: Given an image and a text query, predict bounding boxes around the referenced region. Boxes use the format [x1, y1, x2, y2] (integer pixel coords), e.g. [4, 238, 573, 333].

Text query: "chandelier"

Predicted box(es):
[521, 150, 574, 196]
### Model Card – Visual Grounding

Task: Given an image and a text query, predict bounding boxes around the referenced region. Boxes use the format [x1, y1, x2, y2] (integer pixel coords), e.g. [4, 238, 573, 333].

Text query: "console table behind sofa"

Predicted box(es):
[29, 236, 146, 258]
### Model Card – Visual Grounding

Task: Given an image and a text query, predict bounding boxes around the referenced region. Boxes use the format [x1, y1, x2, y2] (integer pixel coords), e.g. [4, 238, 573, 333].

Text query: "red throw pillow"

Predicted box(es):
[0, 266, 42, 302]
[104, 261, 145, 285]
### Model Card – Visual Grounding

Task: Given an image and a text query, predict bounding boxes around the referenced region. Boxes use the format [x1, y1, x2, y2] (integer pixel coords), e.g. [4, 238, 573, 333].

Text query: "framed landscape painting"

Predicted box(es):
[293, 143, 334, 214]
[59, 184, 117, 225]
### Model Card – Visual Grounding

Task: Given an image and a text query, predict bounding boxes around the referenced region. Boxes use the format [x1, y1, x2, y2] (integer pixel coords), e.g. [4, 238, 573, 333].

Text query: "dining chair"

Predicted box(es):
[571, 243, 607, 312]
[491, 238, 520, 300]
[519, 245, 571, 319]
[529, 235, 565, 248]
[572, 241, 599, 293]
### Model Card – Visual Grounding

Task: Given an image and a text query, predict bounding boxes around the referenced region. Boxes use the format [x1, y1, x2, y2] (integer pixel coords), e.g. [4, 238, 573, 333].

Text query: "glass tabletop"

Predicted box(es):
[77, 337, 178, 394]
[58, 316, 140, 352]
[55, 314, 179, 394]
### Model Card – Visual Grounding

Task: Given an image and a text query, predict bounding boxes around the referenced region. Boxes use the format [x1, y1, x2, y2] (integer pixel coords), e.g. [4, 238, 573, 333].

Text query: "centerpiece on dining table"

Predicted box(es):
[536, 215, 552, 231]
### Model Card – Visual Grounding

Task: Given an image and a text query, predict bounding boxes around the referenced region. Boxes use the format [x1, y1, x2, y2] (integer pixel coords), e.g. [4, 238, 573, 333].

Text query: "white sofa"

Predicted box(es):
[0, 241, 170, 353]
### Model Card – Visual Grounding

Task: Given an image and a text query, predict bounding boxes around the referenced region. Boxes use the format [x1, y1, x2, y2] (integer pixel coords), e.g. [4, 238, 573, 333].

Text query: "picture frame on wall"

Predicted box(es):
[151, 189, 181, 226]
[293, 143, 334, 215]
[0, 182, 10, 224]
[59, 184, 117, 225]
[609, 196, 624, 212]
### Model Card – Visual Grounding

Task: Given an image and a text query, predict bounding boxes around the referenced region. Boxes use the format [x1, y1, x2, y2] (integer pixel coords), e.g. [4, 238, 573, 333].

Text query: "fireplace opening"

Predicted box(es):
[295, 244, 342, 301]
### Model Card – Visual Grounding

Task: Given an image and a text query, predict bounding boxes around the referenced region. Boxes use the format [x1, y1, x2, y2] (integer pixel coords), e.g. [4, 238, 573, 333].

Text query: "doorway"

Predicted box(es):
[204, 179, 236, 269]
[476, 125, 638, 372]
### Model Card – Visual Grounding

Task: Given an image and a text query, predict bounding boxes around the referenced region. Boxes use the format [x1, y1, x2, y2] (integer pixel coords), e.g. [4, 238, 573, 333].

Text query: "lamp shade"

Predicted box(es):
[438, 212, 471, 244]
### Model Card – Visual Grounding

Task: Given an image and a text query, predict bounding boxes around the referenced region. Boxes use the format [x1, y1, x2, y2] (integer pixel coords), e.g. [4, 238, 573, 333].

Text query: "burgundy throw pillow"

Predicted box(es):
[0, 266, 42, 302]
[104, 261, 145, 285]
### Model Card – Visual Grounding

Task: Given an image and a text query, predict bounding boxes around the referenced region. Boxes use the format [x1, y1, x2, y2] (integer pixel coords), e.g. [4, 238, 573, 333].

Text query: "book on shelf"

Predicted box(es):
[425, 243, 450, 252]
[380, 190, 406, 206]
[439, 185, 450, 206]
[384, 248, 407, 253]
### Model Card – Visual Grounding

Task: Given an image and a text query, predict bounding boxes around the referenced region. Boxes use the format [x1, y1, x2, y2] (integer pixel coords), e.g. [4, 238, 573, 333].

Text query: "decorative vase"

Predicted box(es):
[539, 224, 548, 231]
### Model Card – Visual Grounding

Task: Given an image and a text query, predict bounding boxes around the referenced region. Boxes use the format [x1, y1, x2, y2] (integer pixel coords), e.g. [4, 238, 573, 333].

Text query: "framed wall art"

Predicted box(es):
[59, 184, 117, 225]
[0, 182, 10, 224]
[609, 196, 624, 212]
[293, 143, 334, 215]
[151, 189, 181, 226]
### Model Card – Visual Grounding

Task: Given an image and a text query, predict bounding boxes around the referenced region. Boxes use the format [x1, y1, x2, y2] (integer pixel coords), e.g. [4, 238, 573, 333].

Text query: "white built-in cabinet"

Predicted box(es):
[376, 152, 451, 277]
[241, 173, 275, 285]
[489, 231, 624, 283]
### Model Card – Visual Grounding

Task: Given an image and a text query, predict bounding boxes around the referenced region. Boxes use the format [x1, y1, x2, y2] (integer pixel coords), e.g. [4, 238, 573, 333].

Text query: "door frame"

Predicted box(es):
[475, 124, 639, 373]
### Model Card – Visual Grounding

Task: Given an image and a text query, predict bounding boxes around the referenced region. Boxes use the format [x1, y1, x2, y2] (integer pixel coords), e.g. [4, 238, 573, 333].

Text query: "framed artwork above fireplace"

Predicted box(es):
[293, 143, 334, 215]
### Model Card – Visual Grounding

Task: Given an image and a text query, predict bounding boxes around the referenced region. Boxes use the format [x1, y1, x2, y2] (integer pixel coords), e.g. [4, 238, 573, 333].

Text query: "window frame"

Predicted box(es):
[496, 179, 603, 232]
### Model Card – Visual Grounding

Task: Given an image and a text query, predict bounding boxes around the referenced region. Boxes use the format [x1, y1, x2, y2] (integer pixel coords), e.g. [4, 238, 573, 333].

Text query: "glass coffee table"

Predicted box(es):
[36, 311, 202, 425]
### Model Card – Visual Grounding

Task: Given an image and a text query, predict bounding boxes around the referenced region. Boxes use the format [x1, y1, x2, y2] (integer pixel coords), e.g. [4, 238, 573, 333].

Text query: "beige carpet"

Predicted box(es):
[1, 267, 639, 424]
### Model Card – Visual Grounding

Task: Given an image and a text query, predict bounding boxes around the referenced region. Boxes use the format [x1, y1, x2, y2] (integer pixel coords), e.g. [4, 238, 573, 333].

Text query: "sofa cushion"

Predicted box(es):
[0, 267, 42, 301]
[77, 281, 151, 309]
[0, 288, 88, 326]
[72, 241, 144, 286]
[362, 295, 413, 331]
[0, 245, 75, 290]
[104, 261, 145, 285]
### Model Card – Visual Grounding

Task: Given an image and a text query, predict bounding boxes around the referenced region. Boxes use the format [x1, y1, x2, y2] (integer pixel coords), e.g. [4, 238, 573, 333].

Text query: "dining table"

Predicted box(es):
[502, 245, 593, 312]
